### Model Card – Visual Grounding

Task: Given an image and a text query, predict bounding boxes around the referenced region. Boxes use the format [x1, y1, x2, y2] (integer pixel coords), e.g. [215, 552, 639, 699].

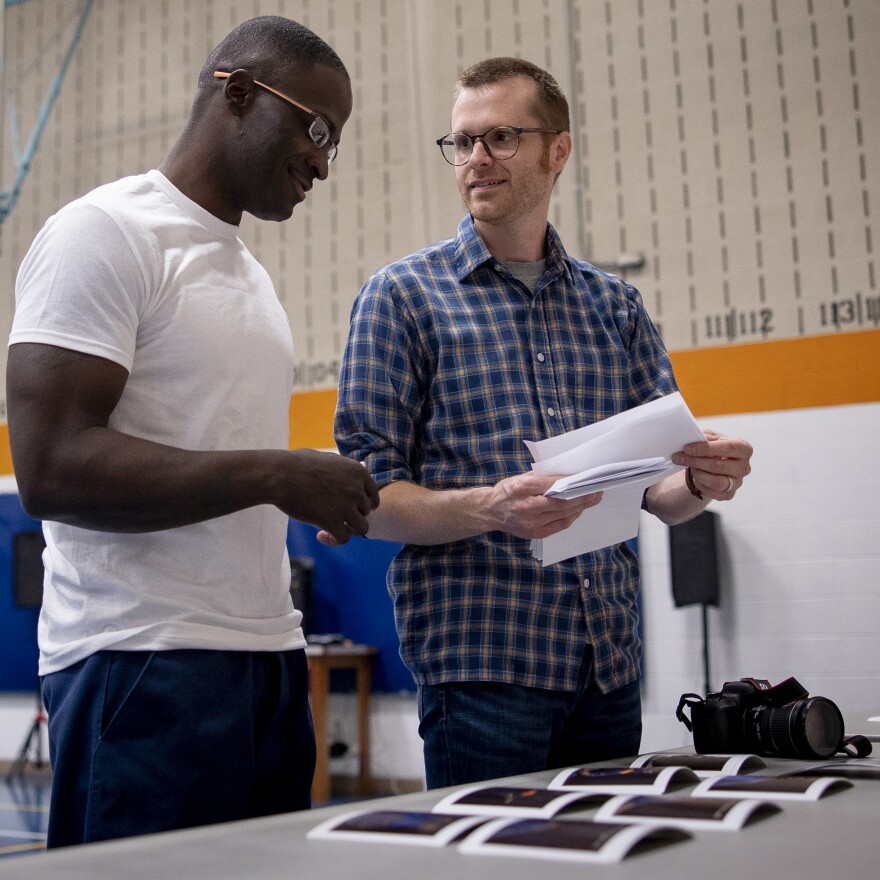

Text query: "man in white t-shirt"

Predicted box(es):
[6, 16, 378, 847]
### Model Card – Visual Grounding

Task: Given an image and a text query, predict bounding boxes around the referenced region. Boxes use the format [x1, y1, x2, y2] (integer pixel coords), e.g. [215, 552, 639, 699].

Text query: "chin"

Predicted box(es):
[250, 203, 296, 222]
[467, 203, 504, 224]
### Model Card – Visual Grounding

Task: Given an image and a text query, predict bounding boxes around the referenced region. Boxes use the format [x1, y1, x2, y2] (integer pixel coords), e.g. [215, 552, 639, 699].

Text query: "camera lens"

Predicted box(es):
[746, 697, 844, 759]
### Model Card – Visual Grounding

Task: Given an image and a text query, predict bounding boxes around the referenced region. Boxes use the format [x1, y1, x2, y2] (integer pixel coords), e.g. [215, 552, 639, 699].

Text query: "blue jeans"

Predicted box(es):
[41, 649, 315, 847]
[418, 648, 641, 788]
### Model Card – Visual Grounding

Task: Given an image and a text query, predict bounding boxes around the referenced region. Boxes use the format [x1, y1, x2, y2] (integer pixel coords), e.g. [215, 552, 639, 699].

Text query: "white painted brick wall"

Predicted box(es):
[640, 402, 880, 751]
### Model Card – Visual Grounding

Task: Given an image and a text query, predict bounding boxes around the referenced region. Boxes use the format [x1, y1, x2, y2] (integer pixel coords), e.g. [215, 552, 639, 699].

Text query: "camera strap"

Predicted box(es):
[675, 693, 704, 732]
[840, 734, 873, 758]
[742, 676, 808, 706]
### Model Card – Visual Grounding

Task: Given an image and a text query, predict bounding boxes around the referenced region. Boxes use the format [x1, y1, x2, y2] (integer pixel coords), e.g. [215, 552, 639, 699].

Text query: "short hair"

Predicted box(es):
[455, 57, 569, 132]
[197, 16, 348, 93]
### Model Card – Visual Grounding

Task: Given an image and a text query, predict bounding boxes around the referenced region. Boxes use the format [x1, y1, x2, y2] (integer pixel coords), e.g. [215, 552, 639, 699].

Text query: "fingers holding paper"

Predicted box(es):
[671, 429, 753, 501]
[488, 472, 603, 540]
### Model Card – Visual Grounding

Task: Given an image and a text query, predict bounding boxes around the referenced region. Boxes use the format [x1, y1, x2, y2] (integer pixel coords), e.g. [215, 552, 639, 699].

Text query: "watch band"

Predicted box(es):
[685, 466, 704, 500]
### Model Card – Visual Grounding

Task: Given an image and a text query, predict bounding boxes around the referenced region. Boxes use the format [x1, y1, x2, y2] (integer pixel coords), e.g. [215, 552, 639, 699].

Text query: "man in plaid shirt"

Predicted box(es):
[332, 57, 752, 788]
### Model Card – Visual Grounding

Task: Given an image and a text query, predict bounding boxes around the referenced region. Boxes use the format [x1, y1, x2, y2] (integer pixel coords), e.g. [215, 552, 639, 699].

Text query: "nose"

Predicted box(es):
[468, 137, 493, 166]
[308, 148, 330, 182]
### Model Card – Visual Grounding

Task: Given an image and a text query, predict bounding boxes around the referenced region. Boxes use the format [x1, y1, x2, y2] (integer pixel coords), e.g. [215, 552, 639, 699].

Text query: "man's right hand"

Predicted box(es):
[482, 471, 602, 540]
[278, 450, 380, 545]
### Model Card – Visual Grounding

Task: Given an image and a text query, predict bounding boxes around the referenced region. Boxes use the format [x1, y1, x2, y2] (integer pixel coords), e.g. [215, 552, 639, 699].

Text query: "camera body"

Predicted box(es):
[688, 678, 771, 754]
[677, 677, 845, 759]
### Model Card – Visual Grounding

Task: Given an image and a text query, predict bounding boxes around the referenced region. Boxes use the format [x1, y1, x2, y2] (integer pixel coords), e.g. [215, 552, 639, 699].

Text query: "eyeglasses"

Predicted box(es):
[213, 71, 338, 163]
[436, 126, 562, 166]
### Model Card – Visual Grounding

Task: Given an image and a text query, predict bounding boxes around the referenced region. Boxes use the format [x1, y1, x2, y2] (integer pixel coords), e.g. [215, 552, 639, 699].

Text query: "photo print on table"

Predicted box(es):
[691, 774, 853, 801]
[549, 765, 699, 794]
[594, 794, 780, 832]
[630, 752, 767, 778]
[458, 816, 689, 864]
[307, 810, 487, 847]
[792, 759, 880, 781]
[431, 785, 608, 818]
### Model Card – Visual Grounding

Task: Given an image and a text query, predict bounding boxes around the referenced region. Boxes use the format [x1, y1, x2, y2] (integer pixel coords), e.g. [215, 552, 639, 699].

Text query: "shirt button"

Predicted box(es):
[536, 352, 545, 362]
[547, 407, 556, 417]
[584, 578, 590, 588]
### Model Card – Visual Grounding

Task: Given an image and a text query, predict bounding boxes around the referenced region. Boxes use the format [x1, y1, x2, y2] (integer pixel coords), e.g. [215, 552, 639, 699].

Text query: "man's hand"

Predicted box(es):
[279, 450, 380, 545]
[483, 471, 603, 540]
[671, 429, 753, 501]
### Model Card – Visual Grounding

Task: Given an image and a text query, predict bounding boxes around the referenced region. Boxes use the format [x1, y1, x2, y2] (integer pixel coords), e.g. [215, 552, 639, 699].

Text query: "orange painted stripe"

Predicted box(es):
[288, 387, 339, 450]
[0, 424, 13, 475]
[2, 329, 878, 476]
[670, 327, 880, 417]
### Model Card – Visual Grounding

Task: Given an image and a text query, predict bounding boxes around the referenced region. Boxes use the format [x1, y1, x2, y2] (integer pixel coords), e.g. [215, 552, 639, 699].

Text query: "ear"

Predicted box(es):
[550, 131, 573, 173]
[215, 69, 257, 116]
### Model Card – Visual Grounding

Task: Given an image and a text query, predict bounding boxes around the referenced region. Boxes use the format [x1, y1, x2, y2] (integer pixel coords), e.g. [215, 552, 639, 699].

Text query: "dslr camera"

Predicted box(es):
[676, 676, 844, 759]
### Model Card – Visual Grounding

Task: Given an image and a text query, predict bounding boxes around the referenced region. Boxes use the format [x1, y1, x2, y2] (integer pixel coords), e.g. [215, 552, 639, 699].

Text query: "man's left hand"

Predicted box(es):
[671, 429, 753, 501]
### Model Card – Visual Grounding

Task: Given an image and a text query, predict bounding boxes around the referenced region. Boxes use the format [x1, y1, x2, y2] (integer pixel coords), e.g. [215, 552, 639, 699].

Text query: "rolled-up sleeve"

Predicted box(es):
[335, 271, 423, 488]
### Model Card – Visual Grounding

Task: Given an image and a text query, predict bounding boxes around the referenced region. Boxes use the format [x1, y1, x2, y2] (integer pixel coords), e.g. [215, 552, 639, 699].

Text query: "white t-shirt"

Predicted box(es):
[10, 170, 306, 674]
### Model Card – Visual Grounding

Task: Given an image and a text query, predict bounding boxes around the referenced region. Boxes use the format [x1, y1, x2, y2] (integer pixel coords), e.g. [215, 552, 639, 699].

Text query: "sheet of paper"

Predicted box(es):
[533, 478, 660, 566]
[527, 392, 704, 472]
[527, 393, 705, 565]
[544, 457, 669, 499]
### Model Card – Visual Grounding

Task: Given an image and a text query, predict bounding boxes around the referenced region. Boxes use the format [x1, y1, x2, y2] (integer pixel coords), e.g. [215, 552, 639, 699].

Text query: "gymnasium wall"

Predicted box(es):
[1, 0, 878, 428]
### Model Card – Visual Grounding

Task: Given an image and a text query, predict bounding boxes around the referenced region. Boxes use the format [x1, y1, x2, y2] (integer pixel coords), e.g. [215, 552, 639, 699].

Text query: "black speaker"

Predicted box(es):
[289, 555, 315, 635]
[13, 531, 46, 610]
[668, 510, 720, 608]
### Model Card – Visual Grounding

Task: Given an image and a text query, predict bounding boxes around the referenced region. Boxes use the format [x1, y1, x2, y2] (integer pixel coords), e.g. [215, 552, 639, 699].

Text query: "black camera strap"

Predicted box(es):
[741, 676, 808, 705]
[840, 734, 873, 758]
[675, 693, 704, 732]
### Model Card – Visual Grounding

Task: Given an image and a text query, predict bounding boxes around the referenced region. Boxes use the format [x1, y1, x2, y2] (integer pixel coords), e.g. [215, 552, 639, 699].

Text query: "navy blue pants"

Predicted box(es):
[41, 649, 315, 847]
[418, 647, 642, 788]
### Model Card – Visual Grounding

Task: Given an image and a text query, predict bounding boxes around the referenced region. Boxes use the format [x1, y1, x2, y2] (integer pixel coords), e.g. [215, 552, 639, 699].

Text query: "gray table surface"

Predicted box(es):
[2, 747, 877, 880]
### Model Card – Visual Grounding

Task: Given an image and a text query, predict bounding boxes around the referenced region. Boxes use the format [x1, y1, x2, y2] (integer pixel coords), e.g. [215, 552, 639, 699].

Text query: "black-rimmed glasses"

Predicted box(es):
[436, 126, 562, 165]
[214, 71, 338, 163]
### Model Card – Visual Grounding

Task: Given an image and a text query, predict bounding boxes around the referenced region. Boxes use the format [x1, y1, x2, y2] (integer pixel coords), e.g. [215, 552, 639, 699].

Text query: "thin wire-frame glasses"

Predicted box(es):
[213, 71, 338, 162]
[436, 126, 562, 165]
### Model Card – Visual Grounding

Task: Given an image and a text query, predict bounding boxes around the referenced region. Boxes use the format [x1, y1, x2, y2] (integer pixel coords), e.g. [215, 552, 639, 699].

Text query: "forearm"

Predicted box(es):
[363, 472, 603, 546]
[644, 470, 708, 526]
[366, 480, 496, 545]
[18, 426, 296, 532]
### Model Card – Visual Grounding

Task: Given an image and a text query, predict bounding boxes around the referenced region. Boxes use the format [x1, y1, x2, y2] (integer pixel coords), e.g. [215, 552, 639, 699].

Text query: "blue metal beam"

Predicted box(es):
[0, 0, 95, 224]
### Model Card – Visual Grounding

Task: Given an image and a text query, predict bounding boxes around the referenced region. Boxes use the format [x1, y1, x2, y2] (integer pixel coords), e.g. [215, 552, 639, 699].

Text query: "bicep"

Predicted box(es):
[6, 342, 128, 486]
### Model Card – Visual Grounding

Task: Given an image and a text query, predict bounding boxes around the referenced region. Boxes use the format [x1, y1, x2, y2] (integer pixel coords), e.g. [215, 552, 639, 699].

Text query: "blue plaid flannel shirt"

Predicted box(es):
[335, 214, 678, 693]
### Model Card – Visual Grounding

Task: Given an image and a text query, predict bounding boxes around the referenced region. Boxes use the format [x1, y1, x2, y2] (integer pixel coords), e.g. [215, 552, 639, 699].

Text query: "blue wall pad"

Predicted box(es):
[0, 493, 42, 691]
[286, 522, 412, 692]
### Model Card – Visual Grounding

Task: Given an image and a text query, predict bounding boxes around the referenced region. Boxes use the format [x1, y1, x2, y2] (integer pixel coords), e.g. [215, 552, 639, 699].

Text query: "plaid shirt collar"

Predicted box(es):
[452, 213, 576, 286]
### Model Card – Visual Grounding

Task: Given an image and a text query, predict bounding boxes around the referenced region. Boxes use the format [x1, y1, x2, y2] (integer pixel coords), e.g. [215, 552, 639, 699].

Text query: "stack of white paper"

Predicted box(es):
[527, 392, 704, 565]
[543, 457, 669, 499]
